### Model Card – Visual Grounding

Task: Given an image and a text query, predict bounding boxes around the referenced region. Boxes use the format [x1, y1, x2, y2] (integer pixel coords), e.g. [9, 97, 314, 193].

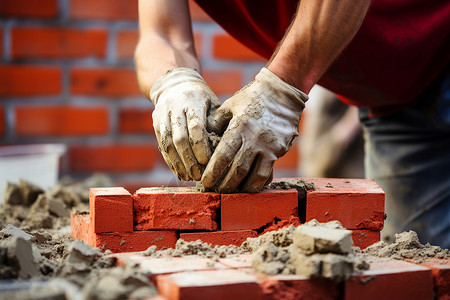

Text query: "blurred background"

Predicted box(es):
[0, 0, 363, 193]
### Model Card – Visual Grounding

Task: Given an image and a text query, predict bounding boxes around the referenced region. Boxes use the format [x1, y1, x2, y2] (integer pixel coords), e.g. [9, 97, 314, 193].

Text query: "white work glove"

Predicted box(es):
[202, 67, 308, 193]
[150, 68, 220, 181]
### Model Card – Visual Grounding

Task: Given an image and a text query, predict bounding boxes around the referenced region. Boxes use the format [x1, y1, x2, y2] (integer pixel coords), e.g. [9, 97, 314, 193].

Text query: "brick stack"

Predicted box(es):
[71, 178, 384, 252]
[0, 0, 298, 185]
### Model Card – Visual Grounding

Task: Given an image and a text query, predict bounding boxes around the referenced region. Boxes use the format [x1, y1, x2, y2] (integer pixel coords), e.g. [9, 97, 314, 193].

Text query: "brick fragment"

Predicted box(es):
[15, 105, 108, 136]
[71, 212, 176, 252]
[157, 269, 263, 300]
[0, 65, 61, 97]
[11, 27, 107, 59]
[258, 274, 339, 300]
[352, 230, 380, 249]
[134, 187, 220, 231]
[0, 0, 58, 19]
[419, 258, 450, 300]
[305, 178, 385, 230]
[345, 259, 434, 300]
[180, 230, 257, 247]
[221, 189, 298, 231]
[90, 187, 133, 233]
[68, 144, 158, 173]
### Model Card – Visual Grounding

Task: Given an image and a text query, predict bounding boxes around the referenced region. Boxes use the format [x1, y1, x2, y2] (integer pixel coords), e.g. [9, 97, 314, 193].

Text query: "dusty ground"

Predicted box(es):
[0, 176, 448, 299]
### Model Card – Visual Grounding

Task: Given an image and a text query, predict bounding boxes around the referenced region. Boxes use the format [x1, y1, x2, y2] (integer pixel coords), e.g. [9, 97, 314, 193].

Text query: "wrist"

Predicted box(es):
[257, 67, 309, 105]
[149, 67, 206, 105]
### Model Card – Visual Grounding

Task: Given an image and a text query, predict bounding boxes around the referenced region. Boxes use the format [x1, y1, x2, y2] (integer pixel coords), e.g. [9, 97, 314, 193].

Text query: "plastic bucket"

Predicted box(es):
[0, 144, 66, 203]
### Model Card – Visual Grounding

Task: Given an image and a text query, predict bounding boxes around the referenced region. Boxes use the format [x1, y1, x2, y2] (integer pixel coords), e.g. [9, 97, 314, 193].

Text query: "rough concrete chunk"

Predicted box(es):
[48, 198, 68, 218]
[1, 224, 34, 241]
[291, 253, 322, 278]
[293, 225, 353, 254]
[320, 253, 354, 282]
[19, 179, 44, 206]
[2, 237, 40, 279]
[4, 182, 23, 205]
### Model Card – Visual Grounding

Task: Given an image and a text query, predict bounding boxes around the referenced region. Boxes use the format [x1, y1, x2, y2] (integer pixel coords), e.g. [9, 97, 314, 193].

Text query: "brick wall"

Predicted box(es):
[0, 0, 299, 187]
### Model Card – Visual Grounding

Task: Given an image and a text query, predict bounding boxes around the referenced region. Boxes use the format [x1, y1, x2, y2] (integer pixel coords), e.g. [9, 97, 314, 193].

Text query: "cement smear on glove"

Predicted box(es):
[359, 231, 449, 263]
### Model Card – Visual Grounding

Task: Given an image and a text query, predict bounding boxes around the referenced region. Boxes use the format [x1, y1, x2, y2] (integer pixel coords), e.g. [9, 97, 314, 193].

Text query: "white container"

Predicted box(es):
[0, 144, 66, 203]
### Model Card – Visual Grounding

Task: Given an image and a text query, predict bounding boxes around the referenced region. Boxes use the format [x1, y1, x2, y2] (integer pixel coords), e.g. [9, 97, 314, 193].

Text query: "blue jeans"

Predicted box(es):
[359, 70, 450, 249]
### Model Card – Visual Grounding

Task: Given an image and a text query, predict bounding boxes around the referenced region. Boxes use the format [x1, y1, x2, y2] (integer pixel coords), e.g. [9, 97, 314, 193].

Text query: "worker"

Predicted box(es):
[135, 0, 450, 248]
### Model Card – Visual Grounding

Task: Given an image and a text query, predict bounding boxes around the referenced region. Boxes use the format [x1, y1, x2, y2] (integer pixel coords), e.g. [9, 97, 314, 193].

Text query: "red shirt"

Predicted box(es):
[195, 0, 450, 115]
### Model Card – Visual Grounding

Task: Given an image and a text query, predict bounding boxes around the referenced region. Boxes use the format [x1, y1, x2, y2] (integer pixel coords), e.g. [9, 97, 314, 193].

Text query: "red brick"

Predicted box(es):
[119, 107, 154, 134]
[70, 0, 137, 20]
[345, 259, 434, 300]
[15, 105, 108, 136]
[258, 274, 339, 300]
[70, 67, 141, 97]
[116, 255, 227, 283]
[218, 254, 253, 269]
[419, 258, 450, 300]
[133, 187, 220, 231]
[188, 0, 212, 22]
[0, 65, 61, 97]
[274, 144, 299, 171]
[71, 212, 177, 252]
[202, 70, 242, 96]
[11, 27, 107, 59]
[180, 230, 257, 247]
[0, 106, 5, 136]
[90, 187, 133, 233]
[71, 212, 94, 245]
[305, 178, 385, 230]
[351, 230, 380, 249]
[117, 30, 202, 60]
[68, 144, 157, 173]
[221, 189, 298, 231]
[157, 269, 263, 300]
[0, 0, 58, 19]
[213, 34, 265, 61]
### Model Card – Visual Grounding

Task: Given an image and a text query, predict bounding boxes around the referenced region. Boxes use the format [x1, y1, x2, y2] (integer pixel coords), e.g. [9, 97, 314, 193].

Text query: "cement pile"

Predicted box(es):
[360, 231, 450, 263]
[245, 220, 369, 282]
[144, 238, 247, 259]
[147, 220, 367, 283]
[1, 174, 112, 230]
[0, 174, 157, 300]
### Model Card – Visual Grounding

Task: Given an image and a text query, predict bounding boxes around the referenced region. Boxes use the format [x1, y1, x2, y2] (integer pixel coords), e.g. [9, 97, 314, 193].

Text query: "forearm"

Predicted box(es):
[135, 35, 200, 101]
[267, 0, 371, 94]
[135, 0, 200, 102]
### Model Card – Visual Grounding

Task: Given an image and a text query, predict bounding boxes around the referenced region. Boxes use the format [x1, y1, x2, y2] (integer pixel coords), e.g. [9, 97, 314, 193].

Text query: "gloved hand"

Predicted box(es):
[202, 67, 308, 193]
[150, 68, 220, 181]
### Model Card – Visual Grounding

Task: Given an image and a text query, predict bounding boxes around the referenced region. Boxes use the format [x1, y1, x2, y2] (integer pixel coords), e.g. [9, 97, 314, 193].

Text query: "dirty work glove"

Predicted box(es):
[150, 68, 220, 181]
[202, 67, 308, 193]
